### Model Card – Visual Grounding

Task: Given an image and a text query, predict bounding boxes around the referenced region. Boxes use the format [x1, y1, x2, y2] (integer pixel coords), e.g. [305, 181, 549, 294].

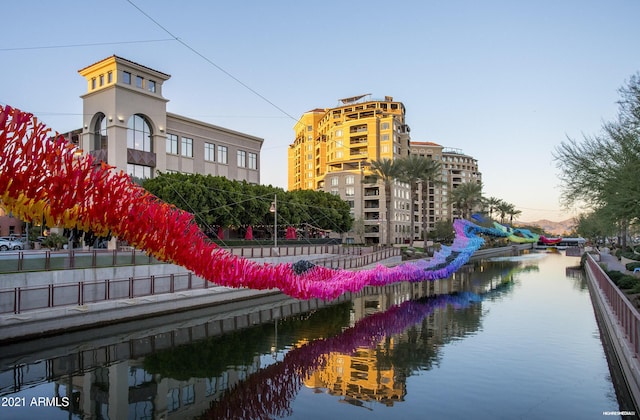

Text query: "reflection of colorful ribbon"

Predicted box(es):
[200, 292, 479, 420]
[0, 105, 509, 300]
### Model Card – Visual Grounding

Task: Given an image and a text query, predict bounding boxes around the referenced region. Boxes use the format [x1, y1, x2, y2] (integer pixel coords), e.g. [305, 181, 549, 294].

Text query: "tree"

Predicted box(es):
[369, 158, 401, 246]
[507, 206, 522, 225]
[495, 201, 513, 224]
[142, 173, 352, 235]
[554, 73, 640, 247]
[449, 181, 483, 220]
[396, 155, 442, 247]
[484, 197, 503, 220]
[426, 220, 455, 243]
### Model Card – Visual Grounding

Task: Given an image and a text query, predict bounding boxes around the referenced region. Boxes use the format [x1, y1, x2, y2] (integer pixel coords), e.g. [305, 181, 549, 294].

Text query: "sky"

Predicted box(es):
[2, 1, 639, 223]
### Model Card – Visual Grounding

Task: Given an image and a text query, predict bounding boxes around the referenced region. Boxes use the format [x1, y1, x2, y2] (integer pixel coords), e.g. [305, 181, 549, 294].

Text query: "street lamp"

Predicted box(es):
[269, 194, 277, 250]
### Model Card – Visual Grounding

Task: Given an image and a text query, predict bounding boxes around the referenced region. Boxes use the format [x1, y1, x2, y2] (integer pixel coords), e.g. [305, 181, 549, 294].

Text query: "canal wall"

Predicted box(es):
[584, 254, 640, 412]
[0, 244, 520, 343]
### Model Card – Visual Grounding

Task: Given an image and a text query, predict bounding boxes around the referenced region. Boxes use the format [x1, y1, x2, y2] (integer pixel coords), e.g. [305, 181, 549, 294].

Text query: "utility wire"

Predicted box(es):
[0, 38, 175, 51]
[126, 0, 298, 122]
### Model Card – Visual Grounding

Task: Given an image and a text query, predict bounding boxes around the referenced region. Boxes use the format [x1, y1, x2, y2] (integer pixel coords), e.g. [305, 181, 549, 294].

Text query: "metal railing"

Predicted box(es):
[0, 249, 159, 273]
[0, 247, 400, 315]
[0, 272, 202, 315]
[313, 247, 400, 270]
[586, 254, 640, 357]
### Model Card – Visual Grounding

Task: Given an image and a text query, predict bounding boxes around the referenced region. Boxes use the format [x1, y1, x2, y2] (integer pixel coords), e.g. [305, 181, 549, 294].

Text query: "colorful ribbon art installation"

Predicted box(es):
[0, 105, 508, 301]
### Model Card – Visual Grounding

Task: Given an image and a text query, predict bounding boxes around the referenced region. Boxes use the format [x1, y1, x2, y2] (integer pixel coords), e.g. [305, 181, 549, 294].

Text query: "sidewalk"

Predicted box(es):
[598, 248, 636, 274]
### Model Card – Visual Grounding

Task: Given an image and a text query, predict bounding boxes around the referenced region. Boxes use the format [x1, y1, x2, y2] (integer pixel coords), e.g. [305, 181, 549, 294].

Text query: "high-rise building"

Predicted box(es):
[409, 141, 482, 238]
[288, 95, 411, 245]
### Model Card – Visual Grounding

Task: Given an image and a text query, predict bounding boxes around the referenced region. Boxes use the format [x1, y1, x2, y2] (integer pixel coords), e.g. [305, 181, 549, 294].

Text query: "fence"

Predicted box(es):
[0, 247, 400, 315]
[312, 247, 400, 270]
[0, 244, 391, 273]
[586, 254, 640, 357]
[0, 272, 203, 315]
[0, 249, 158, 274]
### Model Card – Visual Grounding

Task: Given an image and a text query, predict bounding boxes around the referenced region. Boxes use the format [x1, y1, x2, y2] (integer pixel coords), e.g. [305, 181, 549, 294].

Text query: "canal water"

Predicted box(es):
[0, 250, 627, 419]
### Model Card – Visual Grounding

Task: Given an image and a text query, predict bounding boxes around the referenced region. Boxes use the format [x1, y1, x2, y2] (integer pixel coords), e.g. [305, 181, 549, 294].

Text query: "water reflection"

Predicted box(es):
[0, 257, 541, 419]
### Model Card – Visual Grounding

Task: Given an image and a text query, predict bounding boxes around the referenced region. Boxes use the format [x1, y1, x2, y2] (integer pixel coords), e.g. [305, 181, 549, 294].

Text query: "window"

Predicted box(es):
[166, 133, 178, 155]
[148, 80, 156, 93]
[127, 114, 152, 152]
[381, 134, 390, 141]
[99, 74, 104, 86]
[91, 78, 96, 90]
[307, 125, 312, 131]
[331, 177, 339, 186]
[136, 76, 144, 88]
[107, 71, 112, 83]
[237, 150, 246, 167]
[381, 122, 390, 130]
[181, 137, 193, 157]
[127, 164, 151, 180]
[217, 145, 228, 164]
[248, 152, 257, 169]
[205, 142, 215, 161]
[93, 114, 108, 151]
[346, 187, 355, 197]
[182, 385, 195, 406]
[123, 71, 131, 84]
[345, 175, 355, 185]
[335, 129, 343, 137]
[167, 389, 179, 412]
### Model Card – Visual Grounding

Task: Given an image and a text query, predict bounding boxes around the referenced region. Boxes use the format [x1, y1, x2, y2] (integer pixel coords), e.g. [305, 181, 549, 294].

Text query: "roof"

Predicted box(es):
[410, 141, 442, 147]
[78, 55, 171, 78]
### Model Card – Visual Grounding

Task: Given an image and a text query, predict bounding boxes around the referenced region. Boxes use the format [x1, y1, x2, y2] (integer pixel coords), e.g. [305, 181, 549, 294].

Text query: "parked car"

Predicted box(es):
[0, 238, 23, 251]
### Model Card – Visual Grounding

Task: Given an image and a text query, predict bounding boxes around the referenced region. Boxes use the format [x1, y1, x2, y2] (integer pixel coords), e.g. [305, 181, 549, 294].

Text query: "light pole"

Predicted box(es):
[270, 194, 277, 250]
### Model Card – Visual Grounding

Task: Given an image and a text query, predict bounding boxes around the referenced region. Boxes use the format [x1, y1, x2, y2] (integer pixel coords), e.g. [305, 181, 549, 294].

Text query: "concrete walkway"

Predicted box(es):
[598, 248, 628, 272]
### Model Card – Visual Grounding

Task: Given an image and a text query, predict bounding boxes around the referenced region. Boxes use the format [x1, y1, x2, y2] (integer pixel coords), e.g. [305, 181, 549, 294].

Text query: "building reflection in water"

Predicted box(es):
[0, 258, 533, 419]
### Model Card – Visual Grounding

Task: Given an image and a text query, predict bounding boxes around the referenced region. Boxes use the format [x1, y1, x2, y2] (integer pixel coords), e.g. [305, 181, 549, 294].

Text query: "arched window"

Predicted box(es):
[127, 114, 152, 152]
[93, 114, 107, 151]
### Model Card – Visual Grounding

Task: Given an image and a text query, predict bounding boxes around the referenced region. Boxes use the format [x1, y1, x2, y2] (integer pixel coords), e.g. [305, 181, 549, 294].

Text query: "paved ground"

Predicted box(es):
[598, 248, 630, 272]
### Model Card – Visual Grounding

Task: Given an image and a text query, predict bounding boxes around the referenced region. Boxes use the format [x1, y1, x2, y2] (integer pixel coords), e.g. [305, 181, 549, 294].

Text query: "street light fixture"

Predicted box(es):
[269, 194, 277, 250]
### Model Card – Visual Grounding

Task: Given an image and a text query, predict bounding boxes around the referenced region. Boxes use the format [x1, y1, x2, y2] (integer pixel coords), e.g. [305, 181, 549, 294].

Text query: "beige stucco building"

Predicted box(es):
[76, 55, 262, 183]
[409, 141, 482, 238]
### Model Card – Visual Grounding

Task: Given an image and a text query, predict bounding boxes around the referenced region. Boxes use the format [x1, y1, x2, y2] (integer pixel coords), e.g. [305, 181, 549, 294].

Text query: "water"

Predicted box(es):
[0, 251, 626, 419]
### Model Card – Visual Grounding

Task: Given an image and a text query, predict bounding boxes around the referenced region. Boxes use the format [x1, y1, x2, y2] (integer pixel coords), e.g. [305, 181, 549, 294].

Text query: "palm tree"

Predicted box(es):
[507, 206, 522, 225]
[495, 201, 513, 224]
[369, 158, 400, 246]
[397, 155, 442, 246]
[449, 181, 483, 220]
[484, 196, 503, 220]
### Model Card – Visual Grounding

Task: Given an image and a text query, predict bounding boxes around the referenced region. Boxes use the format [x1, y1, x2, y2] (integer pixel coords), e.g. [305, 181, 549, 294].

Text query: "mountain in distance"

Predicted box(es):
[519, 218, 576, 236]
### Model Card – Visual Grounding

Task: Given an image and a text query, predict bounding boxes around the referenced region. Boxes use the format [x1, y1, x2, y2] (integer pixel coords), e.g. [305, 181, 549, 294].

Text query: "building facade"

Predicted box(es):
[288, 95, 412, 245]
[76, 55, 262, 183]
[409, 141, 482, 239]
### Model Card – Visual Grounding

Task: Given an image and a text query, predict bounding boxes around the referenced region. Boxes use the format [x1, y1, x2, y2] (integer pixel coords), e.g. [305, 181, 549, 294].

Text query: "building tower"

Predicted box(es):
[77, 55, 262, 184]
[288, 95, 411, 245]
[409, 141, 482, 239]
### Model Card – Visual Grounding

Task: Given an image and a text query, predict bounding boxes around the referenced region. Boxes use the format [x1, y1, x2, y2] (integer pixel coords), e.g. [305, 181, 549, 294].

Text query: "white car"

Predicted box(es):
[0, 238, 23, 251]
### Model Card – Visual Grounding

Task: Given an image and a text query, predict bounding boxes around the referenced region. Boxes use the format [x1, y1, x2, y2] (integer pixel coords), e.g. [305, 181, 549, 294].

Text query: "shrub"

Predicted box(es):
[616, 276, 639, 290]
[41, 233, 68, 250]
[621, 251, 640, 261]
[626, 262, 640, 271]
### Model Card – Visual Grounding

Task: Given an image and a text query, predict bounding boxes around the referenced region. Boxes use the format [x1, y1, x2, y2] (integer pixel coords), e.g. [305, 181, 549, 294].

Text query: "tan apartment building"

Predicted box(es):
[288, 95, 412, 245]
[76, 55, 263, 183]
[409, 141, 482, 239]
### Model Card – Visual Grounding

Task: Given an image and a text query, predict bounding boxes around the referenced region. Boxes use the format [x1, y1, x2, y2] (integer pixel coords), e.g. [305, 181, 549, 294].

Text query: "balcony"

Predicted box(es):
[89, 149, 108, 164]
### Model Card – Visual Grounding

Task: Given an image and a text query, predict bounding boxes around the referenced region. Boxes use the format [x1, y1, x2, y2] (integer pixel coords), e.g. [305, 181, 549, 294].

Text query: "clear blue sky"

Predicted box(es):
[2, 1, 639, 222]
